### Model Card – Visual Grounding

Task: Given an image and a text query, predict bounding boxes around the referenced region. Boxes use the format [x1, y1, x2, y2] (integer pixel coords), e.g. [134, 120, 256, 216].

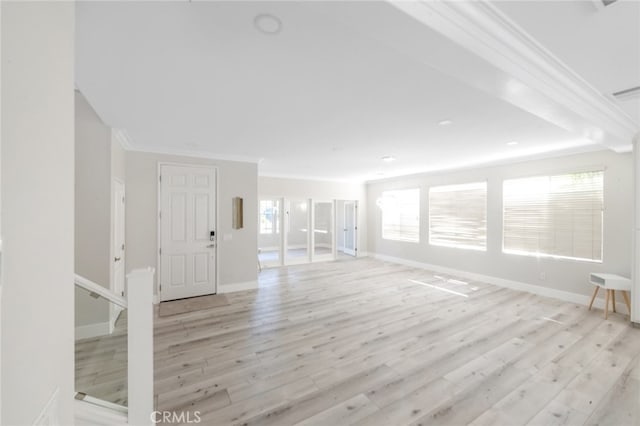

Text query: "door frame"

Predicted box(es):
[156, 162, 219, 302]
[110, 177, 126, 329]
[311, 199, 336, 262]
[342, 200, 358, 257]
[258, 196, 284, 268]
[283, 198, 312, 265]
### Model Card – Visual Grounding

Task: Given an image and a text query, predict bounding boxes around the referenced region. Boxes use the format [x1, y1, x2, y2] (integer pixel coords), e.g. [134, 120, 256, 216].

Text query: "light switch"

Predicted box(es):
[223, 234, 232, 241]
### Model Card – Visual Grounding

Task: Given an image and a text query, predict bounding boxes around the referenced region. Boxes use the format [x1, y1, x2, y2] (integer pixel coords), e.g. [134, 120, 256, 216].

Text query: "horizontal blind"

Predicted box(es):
[503, 171, 603, 262]
[429, 182, 487, 250]
[381, 188, 420, 242]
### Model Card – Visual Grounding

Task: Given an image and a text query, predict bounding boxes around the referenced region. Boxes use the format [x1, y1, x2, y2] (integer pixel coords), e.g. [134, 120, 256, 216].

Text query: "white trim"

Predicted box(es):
[32, 388, 59, 426]
[218, 280, 258, 294]
[371, 253, 628, 312]
[259, 172, 362, 184]
[75, 321, 111, 340]
[131, 144, 261, 164]
[112, 128, 262, 164]
[390, 1, 638, 151]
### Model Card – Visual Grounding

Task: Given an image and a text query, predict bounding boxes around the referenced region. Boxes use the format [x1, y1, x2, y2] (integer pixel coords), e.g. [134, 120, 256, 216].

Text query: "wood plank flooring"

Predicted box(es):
[151, 257, 639, 425]
[75, 311, 128, 406]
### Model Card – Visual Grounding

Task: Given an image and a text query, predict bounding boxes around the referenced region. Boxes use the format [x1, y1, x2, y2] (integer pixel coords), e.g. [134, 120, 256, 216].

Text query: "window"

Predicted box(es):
[259, 200, 279, 234]
[503, 171, 603, 262]
[379, 188, 420, 242]
[429, 182, 487, 250]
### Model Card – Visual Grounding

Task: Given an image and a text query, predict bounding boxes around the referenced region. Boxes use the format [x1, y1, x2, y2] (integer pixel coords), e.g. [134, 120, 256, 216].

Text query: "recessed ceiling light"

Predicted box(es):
[381, 156, 396, 162]
[438, 119, 453, 126]
[254, 14, 282, 35]
[507, 141, 519, 146]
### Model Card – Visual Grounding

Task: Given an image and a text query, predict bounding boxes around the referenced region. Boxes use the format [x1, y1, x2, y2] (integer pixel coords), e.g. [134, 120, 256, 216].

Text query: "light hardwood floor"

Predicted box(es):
[153, 258, 640, 426]
[75, 311, 128, 406]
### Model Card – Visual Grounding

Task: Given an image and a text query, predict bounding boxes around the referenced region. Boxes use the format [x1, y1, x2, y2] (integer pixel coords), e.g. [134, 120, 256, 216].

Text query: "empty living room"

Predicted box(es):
[1, 0, 640, 425]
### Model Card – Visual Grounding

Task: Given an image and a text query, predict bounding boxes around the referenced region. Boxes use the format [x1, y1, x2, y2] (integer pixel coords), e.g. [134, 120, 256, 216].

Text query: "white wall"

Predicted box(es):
[367, 150, 632, 299]
[126, 152, 258, 294]
[75, 91, 111, 330]
[1, 3, 75, 425]
[258, 177, 368, 255]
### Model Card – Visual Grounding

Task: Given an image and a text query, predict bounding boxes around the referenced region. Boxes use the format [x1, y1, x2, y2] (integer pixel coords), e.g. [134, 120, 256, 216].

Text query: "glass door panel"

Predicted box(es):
[313, 201, 334, 260]
[344, 201, 356, 256]
[258, 198, 282, 267]
[286, 199, 310, 263]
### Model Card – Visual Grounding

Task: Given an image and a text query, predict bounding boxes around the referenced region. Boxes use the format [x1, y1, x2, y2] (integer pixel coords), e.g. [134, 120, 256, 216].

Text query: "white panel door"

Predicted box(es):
[160, 165, 216, 301]
[344, 201, 357, 256]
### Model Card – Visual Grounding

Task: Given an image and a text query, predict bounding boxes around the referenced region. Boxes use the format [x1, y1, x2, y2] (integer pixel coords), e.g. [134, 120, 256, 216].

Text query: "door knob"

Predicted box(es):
[114, 257, 121, 262]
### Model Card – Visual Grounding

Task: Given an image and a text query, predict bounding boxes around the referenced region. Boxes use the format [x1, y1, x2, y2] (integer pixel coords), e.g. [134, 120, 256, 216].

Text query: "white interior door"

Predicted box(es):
[344, 201, 357, 256]
[111, 180, 126, 325]
[160, 164, 217, 301]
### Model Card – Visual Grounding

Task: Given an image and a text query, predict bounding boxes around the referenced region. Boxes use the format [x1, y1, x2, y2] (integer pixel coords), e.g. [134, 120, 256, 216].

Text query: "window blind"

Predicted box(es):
[381, 188, 420, 242]
[429, 182, 487, 250]
[503, 171, 603, 262]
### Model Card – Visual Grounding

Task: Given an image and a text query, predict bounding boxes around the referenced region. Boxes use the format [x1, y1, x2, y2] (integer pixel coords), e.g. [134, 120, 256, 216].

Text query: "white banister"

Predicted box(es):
[75, 274, 128, 309]
[126, 267, 155, 426]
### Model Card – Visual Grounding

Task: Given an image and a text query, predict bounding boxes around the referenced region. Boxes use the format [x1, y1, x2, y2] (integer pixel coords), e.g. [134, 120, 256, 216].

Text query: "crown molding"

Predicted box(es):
[259, 172, 364, 184]
[126, 144, 263, 164]
[389, 0, 638, 151]
[110, 127, 261, 164]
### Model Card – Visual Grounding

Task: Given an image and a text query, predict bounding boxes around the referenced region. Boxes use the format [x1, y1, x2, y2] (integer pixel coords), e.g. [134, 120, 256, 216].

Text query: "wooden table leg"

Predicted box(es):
[622, 290, 631, 314]
[588, 286, 599, 310]
[612, 290, 617, 313]
[605, 290, 610, 319]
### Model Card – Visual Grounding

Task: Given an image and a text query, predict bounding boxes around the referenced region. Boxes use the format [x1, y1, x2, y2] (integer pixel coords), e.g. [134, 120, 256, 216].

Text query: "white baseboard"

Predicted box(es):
[357, 251, 369, 258]
[218, 280, 258, 294]
[371, 253, 627, 312]
[75, 321, 111, 340]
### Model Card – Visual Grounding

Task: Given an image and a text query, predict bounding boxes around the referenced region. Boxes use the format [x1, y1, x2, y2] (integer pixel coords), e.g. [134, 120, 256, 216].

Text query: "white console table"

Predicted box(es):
[588, 273, 631, 319]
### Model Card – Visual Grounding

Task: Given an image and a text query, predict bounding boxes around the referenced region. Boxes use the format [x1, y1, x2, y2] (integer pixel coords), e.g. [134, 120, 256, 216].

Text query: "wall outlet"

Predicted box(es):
[223, 234, 232, 241]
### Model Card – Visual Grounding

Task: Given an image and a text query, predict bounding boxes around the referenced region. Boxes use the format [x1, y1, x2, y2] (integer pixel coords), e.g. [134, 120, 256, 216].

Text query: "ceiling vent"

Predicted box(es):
[612, 86, 640, 100]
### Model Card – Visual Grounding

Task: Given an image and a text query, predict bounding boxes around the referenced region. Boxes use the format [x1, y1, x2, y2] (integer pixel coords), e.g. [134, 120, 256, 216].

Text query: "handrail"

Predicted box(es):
[74, 274, 128, 309]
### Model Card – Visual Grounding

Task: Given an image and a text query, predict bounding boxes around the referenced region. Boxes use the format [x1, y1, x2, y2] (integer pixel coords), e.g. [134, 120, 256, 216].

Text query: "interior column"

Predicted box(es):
[633, 133, 640, 324]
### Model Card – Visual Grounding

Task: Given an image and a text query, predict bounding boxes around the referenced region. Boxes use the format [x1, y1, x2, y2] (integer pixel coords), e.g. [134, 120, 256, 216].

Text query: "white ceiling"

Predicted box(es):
[75, 1, 636, 182]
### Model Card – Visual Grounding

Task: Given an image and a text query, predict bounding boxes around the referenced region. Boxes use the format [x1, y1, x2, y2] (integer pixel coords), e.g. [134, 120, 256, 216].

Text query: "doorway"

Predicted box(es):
[337, 200, 358, 258]
[258, 198, 283, 267]
[111, 179, 126, 330]
[158, 164, 217, 301]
